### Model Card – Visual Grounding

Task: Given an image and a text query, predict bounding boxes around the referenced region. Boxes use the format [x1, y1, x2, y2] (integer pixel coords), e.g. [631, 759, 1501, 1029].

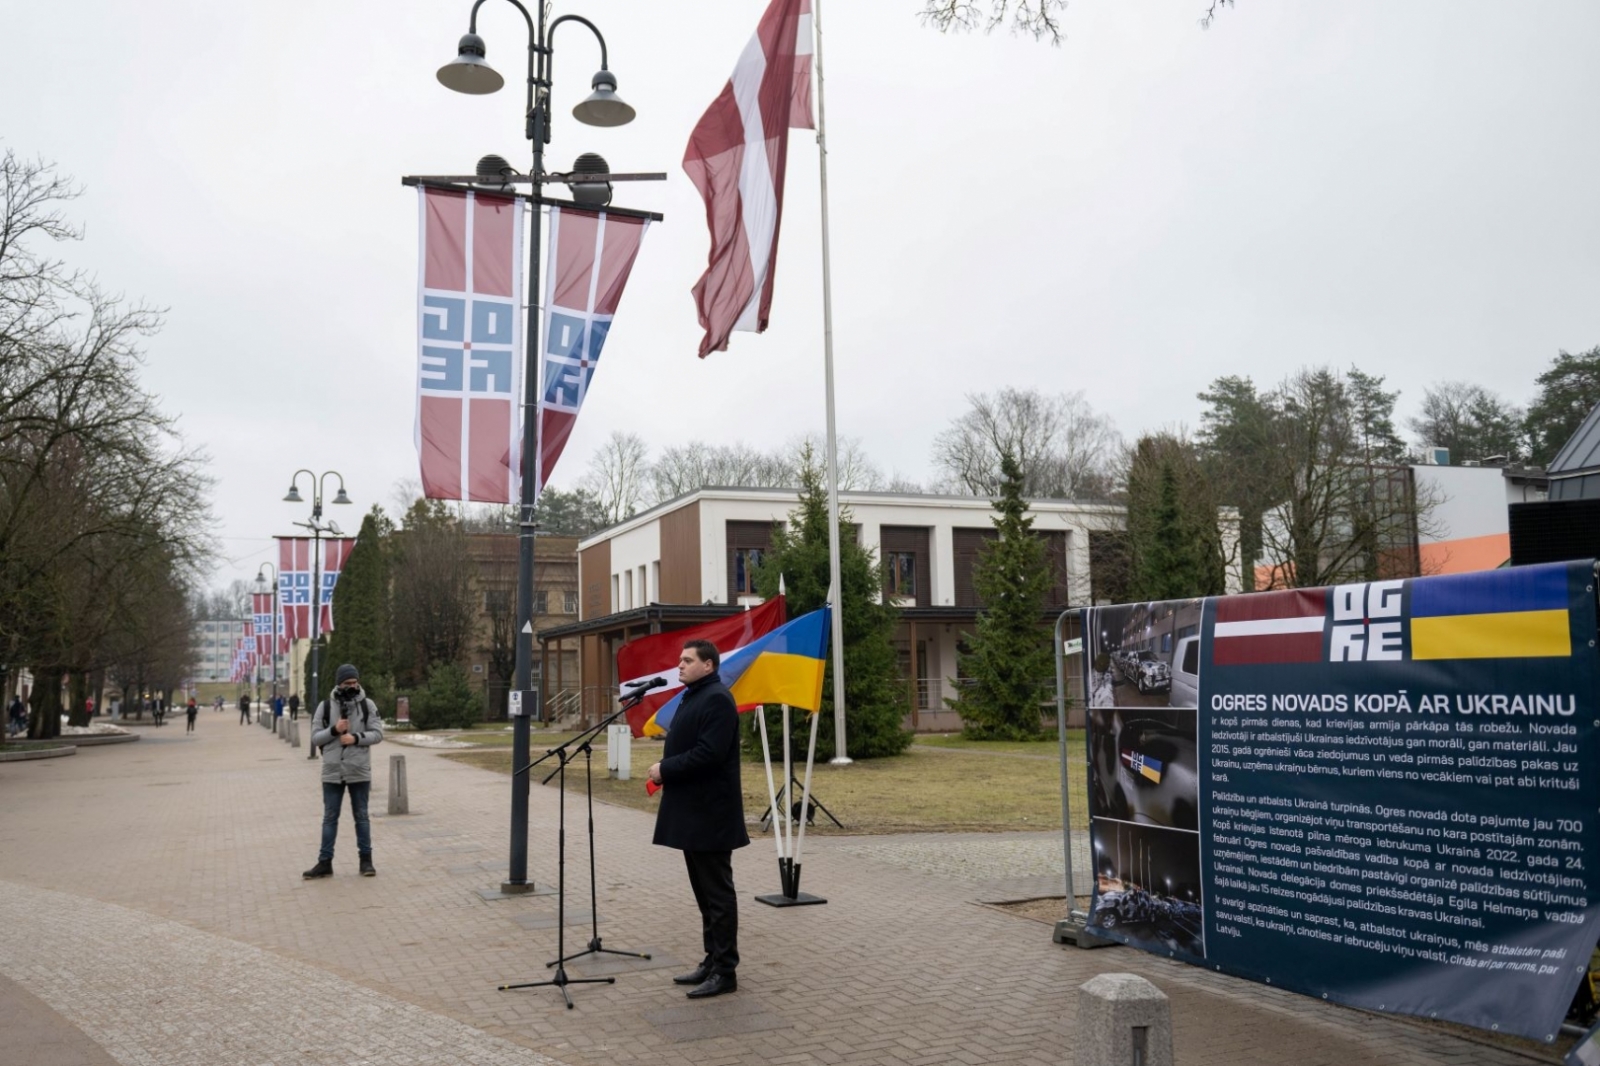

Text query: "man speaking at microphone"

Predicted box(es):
[647, 639, 746, 999]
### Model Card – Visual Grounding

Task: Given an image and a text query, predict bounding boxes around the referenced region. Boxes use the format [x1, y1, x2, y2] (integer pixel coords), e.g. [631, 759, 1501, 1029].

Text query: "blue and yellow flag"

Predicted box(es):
[1410, 565, 1572, 661]
[644, 606, 831, 737]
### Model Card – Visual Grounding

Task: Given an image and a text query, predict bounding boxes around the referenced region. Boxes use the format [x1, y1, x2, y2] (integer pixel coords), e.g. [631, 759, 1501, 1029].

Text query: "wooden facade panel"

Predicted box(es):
[579, 539, 610, 619]
[658, 502, 701, 605]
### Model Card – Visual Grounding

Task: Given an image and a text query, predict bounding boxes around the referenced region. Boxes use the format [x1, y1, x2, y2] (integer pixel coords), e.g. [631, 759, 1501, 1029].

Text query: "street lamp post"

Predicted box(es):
[283, 470, 351, 752]
[436, 0, 635, 896]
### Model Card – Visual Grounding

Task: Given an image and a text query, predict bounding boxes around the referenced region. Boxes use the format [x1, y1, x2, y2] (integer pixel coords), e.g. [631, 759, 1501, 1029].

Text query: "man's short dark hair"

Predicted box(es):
[683, 639, 720, 670]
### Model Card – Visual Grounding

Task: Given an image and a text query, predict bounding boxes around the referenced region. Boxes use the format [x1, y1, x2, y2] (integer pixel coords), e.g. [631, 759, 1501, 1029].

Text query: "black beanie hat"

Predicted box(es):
[334, 664, 359, 686]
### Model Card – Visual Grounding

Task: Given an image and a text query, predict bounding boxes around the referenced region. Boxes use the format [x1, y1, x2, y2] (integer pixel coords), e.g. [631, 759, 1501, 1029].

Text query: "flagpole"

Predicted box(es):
[813, 0, 849, 765]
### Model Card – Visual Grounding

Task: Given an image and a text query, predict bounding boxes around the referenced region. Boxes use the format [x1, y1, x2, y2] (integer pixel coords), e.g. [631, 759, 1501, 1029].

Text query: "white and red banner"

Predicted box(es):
[536, 205, 650, 495]
[416, 187, 523, 503]
[615, 596, 786, 737]
[276, 537, 355, 641]
[252, 592, 275, 659]
[685, 0, 814, 357]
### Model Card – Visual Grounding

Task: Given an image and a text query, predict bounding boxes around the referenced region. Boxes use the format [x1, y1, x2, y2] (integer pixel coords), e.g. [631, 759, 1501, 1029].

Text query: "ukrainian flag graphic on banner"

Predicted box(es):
[1410, 564, 1573, 661]
[644, 606, 831, 737]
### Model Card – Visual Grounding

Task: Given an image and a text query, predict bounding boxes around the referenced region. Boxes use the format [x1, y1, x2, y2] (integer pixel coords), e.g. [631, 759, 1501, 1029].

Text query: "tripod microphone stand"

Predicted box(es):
[545, 691, 652, 971]
[496, 691, 650, 1008]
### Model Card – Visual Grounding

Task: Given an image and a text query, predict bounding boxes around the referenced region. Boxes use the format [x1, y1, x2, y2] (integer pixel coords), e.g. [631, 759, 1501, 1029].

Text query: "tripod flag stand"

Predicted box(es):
[497, 688, 656, 1008]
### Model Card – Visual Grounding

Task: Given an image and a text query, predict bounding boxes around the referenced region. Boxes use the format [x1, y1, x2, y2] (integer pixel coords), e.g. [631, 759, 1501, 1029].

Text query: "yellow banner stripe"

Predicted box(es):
[1411, 609, 1570, 660]
[730, 652, 827, 713]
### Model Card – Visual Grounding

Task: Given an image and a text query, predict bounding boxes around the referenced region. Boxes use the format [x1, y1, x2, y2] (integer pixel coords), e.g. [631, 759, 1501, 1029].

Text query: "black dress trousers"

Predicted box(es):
[683, 849, 739, 975]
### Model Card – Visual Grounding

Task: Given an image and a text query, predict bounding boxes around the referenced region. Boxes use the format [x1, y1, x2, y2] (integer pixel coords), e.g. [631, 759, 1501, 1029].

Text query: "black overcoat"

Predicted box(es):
[652, 673, 750, 852]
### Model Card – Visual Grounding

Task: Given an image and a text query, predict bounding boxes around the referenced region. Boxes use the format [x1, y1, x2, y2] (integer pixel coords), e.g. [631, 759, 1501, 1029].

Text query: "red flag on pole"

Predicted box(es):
[615, 597, 787, 737]
[684, 0, 814, 357]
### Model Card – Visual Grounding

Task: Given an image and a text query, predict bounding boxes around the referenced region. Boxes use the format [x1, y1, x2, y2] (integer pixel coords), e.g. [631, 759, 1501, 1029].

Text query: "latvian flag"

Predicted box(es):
[1211, 589, 1327, 665]
[684, 0, 814, 357]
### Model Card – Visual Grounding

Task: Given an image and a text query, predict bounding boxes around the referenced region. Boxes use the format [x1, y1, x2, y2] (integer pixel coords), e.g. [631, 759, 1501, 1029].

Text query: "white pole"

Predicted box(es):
[813, 0, 849, 764]
[756, 707, 787, 862]
[793, 707, 822, 871]
[781, 702, 794, 860]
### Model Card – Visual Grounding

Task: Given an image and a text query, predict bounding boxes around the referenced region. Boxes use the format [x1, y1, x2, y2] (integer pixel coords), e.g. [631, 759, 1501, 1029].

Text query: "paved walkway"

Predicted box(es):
[0, 716, 1561, 1065]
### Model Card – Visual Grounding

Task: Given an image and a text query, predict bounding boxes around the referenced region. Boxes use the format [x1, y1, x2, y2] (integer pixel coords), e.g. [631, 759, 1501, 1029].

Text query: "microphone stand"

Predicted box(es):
[497, 686, 656, 1008]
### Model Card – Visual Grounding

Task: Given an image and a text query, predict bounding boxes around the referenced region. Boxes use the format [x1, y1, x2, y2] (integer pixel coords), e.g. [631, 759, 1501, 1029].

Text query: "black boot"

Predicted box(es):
[303, 860, 333, 879]
[359, 855, 376, 877]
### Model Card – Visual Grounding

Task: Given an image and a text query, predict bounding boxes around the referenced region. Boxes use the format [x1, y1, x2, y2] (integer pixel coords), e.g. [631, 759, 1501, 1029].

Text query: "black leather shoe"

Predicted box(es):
[303, 860, 332, 879]
[686, 972, 737, 999]
[672, 961, 712, 986]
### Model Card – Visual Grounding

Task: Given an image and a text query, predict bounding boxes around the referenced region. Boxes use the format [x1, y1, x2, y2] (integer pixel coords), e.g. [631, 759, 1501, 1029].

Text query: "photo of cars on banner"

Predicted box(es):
[1088, 708, 1199, 831]
[1086, 820, 1204, 959]
[1086, 599, 1202, 709]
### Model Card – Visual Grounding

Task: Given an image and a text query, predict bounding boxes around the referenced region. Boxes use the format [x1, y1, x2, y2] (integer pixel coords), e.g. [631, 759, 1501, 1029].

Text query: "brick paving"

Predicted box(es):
[0, 716, 1561, 1065]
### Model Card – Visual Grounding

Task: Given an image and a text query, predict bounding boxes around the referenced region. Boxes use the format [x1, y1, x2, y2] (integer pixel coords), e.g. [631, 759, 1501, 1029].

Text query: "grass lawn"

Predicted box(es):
[912, 734, 1068, 757]
[440, 730, 1089, 834]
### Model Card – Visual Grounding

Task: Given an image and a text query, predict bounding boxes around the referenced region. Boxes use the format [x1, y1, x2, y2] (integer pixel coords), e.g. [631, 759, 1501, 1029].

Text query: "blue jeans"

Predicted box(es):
[319, 781, 371, 862]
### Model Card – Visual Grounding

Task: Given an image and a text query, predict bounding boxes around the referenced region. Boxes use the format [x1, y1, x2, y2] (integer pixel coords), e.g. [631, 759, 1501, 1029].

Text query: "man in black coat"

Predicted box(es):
[648, 638, 749, 999]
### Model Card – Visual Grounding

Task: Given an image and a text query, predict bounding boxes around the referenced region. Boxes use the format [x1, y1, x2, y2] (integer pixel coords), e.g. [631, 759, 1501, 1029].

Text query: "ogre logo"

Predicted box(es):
[1328, 580, 1405, 662]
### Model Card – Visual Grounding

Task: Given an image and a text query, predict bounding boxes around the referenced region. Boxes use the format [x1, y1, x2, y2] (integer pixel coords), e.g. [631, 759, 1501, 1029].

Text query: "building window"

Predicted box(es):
[886, 552, 917, 598]
[638, 565, 648, 606]
[563, 590, 579, 614]
[611, 574, 620, 612]
[534, 590, 548, 615]
[485, 588, 512, 614]
[733, 548, 763, 595]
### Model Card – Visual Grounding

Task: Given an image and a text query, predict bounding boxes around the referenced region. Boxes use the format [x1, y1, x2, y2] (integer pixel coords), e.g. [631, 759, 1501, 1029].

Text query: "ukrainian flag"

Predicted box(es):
[644, 607, 832, 737]
[1410, 564, 1572, 661]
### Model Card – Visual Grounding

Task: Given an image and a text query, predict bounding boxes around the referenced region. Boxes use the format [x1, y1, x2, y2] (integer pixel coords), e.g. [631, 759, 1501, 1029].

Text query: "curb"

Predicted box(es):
[59, 734, 141, 747]
[0, 745, 78, 762]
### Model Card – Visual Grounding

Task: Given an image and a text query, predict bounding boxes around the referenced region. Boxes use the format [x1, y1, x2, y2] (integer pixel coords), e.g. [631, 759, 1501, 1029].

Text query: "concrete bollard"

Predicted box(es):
[290, 720, 301, 748]
[606, 724, 631, 780]
[1074, 974, 1172, 1066]
[388, 754, 409, 815]
[281, 719, 291, 742]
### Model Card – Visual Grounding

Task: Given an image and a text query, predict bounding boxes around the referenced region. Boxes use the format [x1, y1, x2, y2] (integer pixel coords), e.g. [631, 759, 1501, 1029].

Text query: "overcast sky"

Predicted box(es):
[5, 0, 1598, 593]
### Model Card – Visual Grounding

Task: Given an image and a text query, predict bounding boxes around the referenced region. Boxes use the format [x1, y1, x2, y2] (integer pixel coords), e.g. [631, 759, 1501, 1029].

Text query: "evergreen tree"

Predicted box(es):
[751, 444, 911, 760]
[319, 506, 394, 711]
[1125, 434, 1227, 601]
[410, 660, 480, 731]
[1525, 345, 1600, 465]
[946, 451, 1055, 740]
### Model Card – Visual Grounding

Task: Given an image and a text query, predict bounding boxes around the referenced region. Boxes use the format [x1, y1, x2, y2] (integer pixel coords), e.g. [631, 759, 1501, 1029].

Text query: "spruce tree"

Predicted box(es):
[1125, 435, 1227, 602]
[311, 507, 393, 710]
[947, 451, 1054, 740]
[752, 444, 911, 759]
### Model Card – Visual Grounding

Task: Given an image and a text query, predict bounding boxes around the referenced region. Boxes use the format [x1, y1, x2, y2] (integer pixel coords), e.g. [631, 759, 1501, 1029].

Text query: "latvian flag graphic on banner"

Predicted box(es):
[252, 592, 274, 659]
[537, 206, 649, 495]
[1210, 588, 1328, 665]
[684, 0, 813, 357]
[276, 538, 355, 641]
[416, 187, 523, 502]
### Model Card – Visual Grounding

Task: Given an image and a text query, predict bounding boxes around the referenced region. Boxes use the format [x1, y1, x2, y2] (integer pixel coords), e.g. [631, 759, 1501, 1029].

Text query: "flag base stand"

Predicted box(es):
[756, 858, 827, 908]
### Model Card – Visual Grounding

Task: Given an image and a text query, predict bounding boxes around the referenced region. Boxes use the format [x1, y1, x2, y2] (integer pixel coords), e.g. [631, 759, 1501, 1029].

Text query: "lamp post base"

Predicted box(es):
[497, 879, 557, 897]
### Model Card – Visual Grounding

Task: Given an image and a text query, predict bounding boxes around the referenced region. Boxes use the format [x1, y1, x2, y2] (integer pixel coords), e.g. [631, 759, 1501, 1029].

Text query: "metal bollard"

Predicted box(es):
[1074, 974, 1172, 1066]
[388, 754, 409, 815]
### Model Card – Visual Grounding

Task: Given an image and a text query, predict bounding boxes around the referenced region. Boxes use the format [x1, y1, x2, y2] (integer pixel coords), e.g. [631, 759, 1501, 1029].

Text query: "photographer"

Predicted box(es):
[303, 664, 384, 879]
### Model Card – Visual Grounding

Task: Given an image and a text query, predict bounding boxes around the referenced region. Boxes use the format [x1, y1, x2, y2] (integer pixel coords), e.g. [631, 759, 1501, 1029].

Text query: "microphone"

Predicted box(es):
[624, 677, 669, 691]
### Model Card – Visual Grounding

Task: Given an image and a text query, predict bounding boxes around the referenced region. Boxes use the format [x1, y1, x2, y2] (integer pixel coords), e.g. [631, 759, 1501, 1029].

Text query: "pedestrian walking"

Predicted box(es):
[7, 692, 26, 737]
[303, 665, 384, 879]
[273, 694, 285, 721]
[647, 639, 747, 1000]
[214, 695, 224, 713]
[238, 694, 251, 725]
[185, 697, 199, 734]
[288, 693, 300, 721]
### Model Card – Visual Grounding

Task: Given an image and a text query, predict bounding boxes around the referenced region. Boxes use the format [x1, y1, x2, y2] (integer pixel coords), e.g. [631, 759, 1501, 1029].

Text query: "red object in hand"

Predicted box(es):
[646, 779, 661, 797]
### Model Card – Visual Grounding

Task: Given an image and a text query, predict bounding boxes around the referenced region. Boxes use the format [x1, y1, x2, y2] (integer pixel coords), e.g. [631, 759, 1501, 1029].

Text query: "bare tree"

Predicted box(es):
[580, 430, 652, 525]
[650, 440, 785, 498]
[920, 0, 1068, 43]
[1409, 381, 1527, 463]
[931, 388, 1120, 499]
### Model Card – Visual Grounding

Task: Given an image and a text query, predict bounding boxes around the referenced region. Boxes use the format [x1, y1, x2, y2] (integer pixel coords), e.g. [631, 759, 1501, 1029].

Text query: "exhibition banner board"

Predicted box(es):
[1082, 560, 1600, 1043]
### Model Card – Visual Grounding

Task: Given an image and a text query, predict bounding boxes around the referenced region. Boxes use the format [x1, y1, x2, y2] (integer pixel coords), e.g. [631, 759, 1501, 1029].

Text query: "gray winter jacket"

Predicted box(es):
[310, 687, 384, 784]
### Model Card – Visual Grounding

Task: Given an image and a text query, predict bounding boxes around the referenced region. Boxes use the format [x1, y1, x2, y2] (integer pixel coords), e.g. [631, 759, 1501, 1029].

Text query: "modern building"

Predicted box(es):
[191, 618, 288, 687]
[536, 487, 1187, 732]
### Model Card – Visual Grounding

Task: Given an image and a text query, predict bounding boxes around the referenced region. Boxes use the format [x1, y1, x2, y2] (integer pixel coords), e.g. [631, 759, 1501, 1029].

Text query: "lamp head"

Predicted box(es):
[572, 69, 635, 127]
[332, 488, 352, 505]
[283, 485, 303, 504]
[567, 153, 613, 207]
[437, 32, 504, 95]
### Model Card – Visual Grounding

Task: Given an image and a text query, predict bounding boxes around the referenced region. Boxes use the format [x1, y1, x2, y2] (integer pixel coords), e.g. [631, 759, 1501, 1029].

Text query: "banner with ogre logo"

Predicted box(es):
[1081, 560, 1600, 1044]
